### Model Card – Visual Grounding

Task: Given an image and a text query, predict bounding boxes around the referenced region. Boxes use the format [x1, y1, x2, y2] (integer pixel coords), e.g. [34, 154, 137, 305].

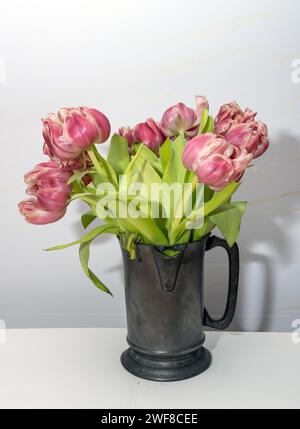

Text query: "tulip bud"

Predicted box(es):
[182, 133, 252, 191]
[214, 102, 257, 135]
[195, 95, 210, 119]
[43, 107, 111, 162]
[132, 118, 164, 152]
[160, 96, 209, 139]
[18, 199, 67, 225]
[225, 121, 269, 159]
[119, 126, 134, 147]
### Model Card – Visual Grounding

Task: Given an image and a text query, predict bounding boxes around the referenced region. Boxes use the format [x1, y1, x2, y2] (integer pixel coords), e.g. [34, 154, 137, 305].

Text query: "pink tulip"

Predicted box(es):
[119, 119, 164, 152]
[18, 199, 67, 225]
[43, 107, 111, 161]
[132, 118, 164, 152]
[214, 102, 257, 135]
[63, 151, 93, 172]
[160, 96, 209, 139]
[119, 126, 134, 147]
[24, 161, 72, 212]
[182, 133, 252, 191]
[225, 121, 269, 159]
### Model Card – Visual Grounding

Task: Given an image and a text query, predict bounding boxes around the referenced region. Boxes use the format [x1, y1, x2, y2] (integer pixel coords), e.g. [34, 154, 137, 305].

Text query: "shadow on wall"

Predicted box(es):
[205, 131, 300, 332]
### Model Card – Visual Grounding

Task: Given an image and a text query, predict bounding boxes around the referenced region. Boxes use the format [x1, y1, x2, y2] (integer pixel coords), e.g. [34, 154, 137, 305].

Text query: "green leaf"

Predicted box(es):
[88, 146, 118, 188]
[198, 108, 209, 134]
[45, 224, 120, 251]
[116, 205, 168, 245]
[81, 211, 97, 229]
[107, 134, 130, 177]
[136, 143, 163, 176]
[173, 182, 240, 240]
[204, 185, 215, 203]
[119, 145, 167, 234]
[203, 182, 240, 217]
[202, 115, 214, 133]
[162, 135, 186, 185]
[231, 201, 247, 216]
[159, 138, 172, 172]
[172, 135, 187, 184]
[209, 202, 247, 247]
[79, 241, 113, 296]
[192, 219, 216, 242]
[67, 171, 87, 185]
[162, 148, 177, 185]
[184, 170, 196, 184]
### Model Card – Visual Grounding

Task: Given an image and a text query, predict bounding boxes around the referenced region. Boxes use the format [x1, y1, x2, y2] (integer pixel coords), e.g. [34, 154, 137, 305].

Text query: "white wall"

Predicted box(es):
[0, 0, 299, 331]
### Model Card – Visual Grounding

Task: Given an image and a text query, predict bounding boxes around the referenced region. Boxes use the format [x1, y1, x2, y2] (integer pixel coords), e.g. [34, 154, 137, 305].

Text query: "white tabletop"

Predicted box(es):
[0, 328, 299, 409]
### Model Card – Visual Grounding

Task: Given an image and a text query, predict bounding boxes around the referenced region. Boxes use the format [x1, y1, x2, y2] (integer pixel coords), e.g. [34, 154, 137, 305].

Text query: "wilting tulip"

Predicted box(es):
[43, 107, 111, 161]
[214, 102, 257, 135]
[18, 199, 67, 225]
[182, 133, 252, 191]
[160, 96, 209, 139]
[225, 121, 269, 159]
[132, 118, 164, 152]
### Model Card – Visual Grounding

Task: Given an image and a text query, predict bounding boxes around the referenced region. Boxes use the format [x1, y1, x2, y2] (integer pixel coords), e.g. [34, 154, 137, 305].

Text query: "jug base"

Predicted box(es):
[121, 346, 212, 382]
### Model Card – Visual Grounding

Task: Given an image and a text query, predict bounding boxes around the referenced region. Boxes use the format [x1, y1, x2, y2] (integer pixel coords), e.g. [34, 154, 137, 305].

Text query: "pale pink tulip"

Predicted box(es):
[160, 96, 209, 139]
[182, 133, 252, 191]
[18, 199, 67, 225]
[225, 121, 269, 159]
[43, 107, 111, 161]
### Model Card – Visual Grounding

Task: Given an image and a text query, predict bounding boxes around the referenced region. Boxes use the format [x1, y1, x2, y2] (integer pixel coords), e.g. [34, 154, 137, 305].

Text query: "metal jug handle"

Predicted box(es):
[203, 236, 239, 330]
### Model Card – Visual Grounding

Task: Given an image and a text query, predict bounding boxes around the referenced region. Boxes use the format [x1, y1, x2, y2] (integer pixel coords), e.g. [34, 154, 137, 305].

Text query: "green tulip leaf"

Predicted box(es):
[209, 202, 247, 247]
[107, 134, 130, 177]
[202, 115, 214, 133]
[88, 145, 118, 188]
[159, 138, 172, 172]
[172, 135, 187, 185]
[203, 182, 240, 216]
[81, 211, 97, 229]
[45, 224, 120, 251]
[198, 108, 209, 134]
[79, 240, 113, 296]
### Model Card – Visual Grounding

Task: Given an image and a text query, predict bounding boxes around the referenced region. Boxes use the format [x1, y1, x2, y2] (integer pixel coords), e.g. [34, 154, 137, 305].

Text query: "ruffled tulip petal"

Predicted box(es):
[43, 106, 111, 162]
[65, 113, 99, 149]
[82, 108, 111, 144]
[132, 118, 164, 152]
[182, 133, 252, 191]
[18, 199, 67, 225]
[23, 161, 72, 216]
[226, 122, 269, 159]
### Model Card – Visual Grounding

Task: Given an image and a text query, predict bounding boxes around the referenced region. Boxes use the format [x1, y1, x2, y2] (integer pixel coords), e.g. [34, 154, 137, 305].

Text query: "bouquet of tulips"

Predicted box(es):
[19, 97, 269, 295]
